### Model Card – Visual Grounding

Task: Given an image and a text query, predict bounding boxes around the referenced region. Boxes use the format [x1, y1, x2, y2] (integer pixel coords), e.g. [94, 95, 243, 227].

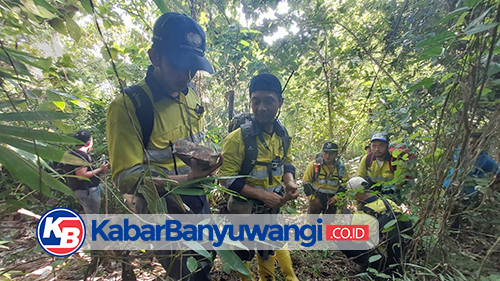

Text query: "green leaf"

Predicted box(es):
[0, 111, 73, 122]
[441, 72, 454, 83]
[1, 46, 52, 71]
[0, 53, 32, 77]
[415, 31, 455, 48]
[0, 134, 66, 162]
[0, 100, 26, 109]
[48, 18, 68, 35]
[171, 187, 206, 196]
[467, 6, 494, 28]
[383, 219, 397, 229]
[407, 77, 435, 92]
[0, 134, 85, 165]
[0, 145, 73, 196]
[368, 254, 381, 263]
[240, 39, 250, 47]
[454, 11, 469, 27]
[464, 0, 480, 6]
[182, 241, 212, 259]
[216, 249, 252, 278]
[376, 272, 391, 278]
[438, 7, 470, 24]
[33, 0, 64, 17]
[186, 256, 198, 272]
[137, 183, 168, 214]
[65, 17, 82, 42]
[464, 23, 499, 35]
[0, 69, 30, 82]
[487, 62, 500, 77]
[241, 29, 262, 34]
[79, 0, 93, 14]
[46, 90, 66, 110]
[422, 46, 442, 57]
[153, 0, 169, 13]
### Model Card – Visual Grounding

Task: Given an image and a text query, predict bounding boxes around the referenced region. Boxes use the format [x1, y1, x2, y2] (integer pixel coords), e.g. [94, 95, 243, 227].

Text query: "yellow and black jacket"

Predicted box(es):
[220, 120, 293, 196]
[106, 66, 205, 193]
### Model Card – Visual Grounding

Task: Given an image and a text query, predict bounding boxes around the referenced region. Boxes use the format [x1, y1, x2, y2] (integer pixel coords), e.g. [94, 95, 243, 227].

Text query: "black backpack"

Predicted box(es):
[123, 84, 198, 149]
[312, 154, 346, 182]
[228, 113, 291, 181]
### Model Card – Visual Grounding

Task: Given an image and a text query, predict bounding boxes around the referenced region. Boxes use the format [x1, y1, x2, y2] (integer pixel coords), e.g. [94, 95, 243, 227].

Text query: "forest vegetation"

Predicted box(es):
[0, 0, 499, 280]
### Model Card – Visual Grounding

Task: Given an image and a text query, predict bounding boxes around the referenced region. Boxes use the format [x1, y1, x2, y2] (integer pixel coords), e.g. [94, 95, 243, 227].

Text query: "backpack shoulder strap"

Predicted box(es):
[312, 156, 323, 182]
[182, 82, 197, 95]
[124, 85, 154, 149]
[365, 153, 375, 170]
[239, 120, 291, 176]
[366, 152, 397, 173]
[280, 128, 291, 160]
[239, 122, 258, 175]
[379, 196, 396, 217]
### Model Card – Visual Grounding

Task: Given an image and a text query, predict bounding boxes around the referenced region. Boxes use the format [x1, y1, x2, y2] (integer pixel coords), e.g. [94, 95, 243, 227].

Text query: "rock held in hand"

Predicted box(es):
[173, 139, 220, 170]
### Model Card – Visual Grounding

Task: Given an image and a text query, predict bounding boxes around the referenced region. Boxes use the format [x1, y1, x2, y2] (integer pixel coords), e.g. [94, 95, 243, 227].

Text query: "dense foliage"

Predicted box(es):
[0, 0, 499, 279]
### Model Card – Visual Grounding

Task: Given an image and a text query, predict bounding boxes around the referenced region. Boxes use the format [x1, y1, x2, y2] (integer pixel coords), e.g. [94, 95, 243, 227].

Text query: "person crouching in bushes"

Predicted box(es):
[342, 177, 413, 275]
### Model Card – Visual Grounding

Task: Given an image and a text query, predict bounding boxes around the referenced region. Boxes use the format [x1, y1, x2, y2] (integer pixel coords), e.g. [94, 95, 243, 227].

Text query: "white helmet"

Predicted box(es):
[347, 177, 369, 190]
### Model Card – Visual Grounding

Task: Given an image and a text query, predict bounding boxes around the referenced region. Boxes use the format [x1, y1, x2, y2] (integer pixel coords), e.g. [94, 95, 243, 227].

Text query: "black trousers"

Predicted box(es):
[133, 194, 213, 281]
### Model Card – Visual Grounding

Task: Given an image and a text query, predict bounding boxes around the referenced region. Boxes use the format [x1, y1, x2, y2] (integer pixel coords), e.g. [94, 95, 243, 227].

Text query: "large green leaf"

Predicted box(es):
[0, 145, 73, 196]
[467, 6, 494, 28]
[33, 0, 64, 17]
[0, 111, 73, 121]
[464, 23, 499, 35]
[171, 186, 206, 196]
[65, 17, 82, 42]
[48, 18, 68, 35]
[1, 46, 52, 71]
[0, 135, 86, 165]
[79, 0, 93, 14]
[0, 125, 82, 144]
[0, 69, 30, 82]
[437, 7, 470, 25]
[415, 31, 455, 48]
[487, 62, 500, 77]
[0, 100, 26, 109]
[215, 249, 252, 278]
[0, 53, 31, 77]
[19, 0, 55, 19]
[153, 0, 169, 13]
[0, 135, 65, 162]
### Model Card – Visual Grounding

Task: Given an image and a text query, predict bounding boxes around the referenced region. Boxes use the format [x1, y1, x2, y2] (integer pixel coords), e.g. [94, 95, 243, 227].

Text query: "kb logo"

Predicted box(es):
[36, 208, 86, 257]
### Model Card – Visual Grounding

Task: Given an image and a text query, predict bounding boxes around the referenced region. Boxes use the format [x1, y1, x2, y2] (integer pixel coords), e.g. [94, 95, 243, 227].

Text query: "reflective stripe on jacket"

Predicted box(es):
[358, 154, 394, 184]
[303, 160, 349, 192]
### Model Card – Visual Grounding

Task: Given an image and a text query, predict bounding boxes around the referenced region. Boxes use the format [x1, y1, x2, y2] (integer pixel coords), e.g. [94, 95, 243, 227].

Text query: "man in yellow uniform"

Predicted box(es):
[220, 73, 299, 281]
[358, 133, 401, 198]
[303, 142, 349, 214]
[106, 12, 221, 281]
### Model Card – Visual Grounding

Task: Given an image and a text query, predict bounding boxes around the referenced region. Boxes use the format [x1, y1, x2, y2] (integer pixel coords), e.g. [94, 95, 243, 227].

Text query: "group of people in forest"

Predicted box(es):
[58, 12, 500, 280]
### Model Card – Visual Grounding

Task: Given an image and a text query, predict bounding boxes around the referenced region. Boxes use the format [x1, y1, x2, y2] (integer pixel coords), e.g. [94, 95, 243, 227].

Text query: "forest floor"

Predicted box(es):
[0, 193, 499, 280]
[0, 195, 362, 281]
